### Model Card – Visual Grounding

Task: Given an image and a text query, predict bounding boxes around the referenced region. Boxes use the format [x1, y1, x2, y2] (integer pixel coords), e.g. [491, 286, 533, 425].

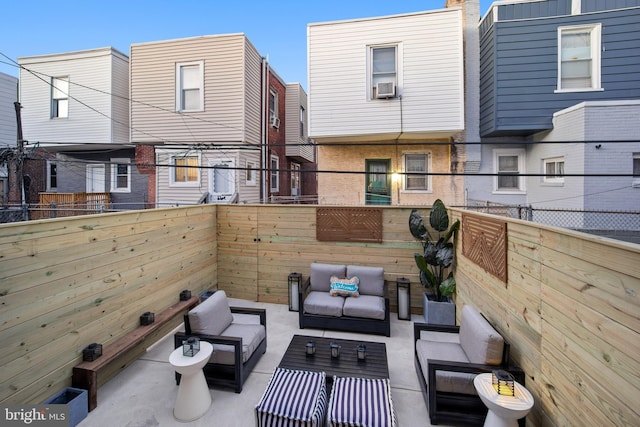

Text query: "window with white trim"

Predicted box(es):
[110, 158, 131, 192]
[299, 106, 305, 138]
[633, 153, 640, 187]
[270, 155, 279, 192]
[494, 149, 525, 193]
[51, 77, 69, 118]
[246, 161, 256, 186]
[291, 162, 301, 196]
[403, 153, 430, 191]
[47, 161, 57, 191]
[557, 24, 601, 91]
[370, 45, 398, 99]
[171, 155, 199, 186]
[543, 157, 565, 184]
[269, 90, 278, 121]
[176, 61, 204, 111]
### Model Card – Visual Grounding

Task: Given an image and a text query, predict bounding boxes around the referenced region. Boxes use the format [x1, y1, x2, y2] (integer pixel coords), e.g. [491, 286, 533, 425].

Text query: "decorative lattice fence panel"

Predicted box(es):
[462, 213, 507, 283]
[316, 207, 383, 243]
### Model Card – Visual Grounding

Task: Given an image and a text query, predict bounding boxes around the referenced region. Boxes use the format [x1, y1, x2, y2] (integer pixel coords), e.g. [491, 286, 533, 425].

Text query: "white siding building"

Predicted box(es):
[19, 48, 129, 148]
[307, 8, 467, 206]
[17, 48, 147, 209]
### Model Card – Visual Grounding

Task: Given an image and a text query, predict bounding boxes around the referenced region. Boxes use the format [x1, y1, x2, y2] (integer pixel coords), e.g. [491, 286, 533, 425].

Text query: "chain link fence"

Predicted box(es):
[460, 200, 640, 244]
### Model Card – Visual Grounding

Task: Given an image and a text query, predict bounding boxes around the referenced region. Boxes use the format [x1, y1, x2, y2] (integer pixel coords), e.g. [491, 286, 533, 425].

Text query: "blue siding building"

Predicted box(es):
[480, 0, 640, 137]
[469, 0, 640, 230]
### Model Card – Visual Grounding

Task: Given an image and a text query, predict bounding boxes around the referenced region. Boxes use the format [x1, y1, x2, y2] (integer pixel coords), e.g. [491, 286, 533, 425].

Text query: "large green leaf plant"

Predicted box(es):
[409, 199, 460, 302]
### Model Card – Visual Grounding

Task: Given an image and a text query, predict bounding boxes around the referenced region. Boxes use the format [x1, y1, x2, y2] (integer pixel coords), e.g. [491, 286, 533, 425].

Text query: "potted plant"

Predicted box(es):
[409, 199, 460, 325]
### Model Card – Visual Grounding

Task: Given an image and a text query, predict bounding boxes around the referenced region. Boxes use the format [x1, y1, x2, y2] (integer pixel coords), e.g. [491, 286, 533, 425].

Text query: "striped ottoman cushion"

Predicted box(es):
[327, 376, 397, 427]
[255, 368, 327, 427]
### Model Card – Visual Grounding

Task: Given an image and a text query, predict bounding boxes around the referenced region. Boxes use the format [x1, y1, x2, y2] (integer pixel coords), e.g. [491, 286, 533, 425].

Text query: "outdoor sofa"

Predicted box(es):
[298, 263, 390, 337]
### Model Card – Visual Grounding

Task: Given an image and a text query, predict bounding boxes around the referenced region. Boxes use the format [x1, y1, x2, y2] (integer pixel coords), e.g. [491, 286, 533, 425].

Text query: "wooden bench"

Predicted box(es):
[72, 295, 199, 411]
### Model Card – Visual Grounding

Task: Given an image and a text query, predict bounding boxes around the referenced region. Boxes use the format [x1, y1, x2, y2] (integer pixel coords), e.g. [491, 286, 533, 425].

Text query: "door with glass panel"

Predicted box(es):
[365, 159, 391, 205]
[209, 159, 236, 202]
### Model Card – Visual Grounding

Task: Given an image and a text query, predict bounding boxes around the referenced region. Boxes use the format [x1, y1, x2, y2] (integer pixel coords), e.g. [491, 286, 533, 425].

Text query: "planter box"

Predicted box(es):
[43, 387, 88, 427]
[423, 293, 455, 325]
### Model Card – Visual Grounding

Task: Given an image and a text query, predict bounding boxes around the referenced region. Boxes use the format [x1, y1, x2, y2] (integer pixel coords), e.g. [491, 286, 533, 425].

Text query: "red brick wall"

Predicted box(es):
[267, 71, 289, 196]
[135, 145, 156, 208]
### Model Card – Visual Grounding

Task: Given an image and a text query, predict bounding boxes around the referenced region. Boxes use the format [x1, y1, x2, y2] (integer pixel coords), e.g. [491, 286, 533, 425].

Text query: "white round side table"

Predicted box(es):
[473, 372, 534, 427]
[169, 341, 213, 422]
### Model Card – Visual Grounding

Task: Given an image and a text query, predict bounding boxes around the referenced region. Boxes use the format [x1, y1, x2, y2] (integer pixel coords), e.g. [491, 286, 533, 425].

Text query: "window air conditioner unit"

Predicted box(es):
[270, 116, 280, 129]
[376, 82, 396, 99]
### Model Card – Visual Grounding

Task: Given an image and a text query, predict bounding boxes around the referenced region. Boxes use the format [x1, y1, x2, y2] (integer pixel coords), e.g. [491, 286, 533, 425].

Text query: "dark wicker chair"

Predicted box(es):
[173, 290, 266, 393]
[413, 306, 524, 426]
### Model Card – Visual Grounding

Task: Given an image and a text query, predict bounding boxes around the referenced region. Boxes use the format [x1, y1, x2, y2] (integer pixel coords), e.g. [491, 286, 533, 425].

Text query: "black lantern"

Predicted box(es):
[140, 312, 155, 326]
[82, 343, 103, 361]
[179, 290, 192, 301]
[330, 342, 341, 359]
[492, 369, 515, 396]
[357, 344, 367, 361]
[183, 337, 200, 357]
[288, 272, 302, 312]
[305, 340, 316, 356]
[396, 277, 411, 320]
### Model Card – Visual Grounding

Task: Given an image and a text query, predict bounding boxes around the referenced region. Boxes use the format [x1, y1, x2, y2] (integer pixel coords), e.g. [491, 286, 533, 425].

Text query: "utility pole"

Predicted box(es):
[14, 101, 24, 208]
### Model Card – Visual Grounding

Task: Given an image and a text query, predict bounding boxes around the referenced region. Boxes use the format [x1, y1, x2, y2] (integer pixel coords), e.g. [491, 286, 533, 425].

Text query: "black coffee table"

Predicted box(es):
[278, 335, 389, 380]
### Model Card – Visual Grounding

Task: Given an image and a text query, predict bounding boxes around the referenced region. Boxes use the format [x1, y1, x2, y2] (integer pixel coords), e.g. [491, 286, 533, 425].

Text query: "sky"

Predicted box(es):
[0, 0, 493, 90]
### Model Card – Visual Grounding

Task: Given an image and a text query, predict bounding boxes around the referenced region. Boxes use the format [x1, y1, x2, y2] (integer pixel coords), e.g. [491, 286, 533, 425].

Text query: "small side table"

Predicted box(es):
[169, 341, 213, 422]
[473, 373, 534, 427]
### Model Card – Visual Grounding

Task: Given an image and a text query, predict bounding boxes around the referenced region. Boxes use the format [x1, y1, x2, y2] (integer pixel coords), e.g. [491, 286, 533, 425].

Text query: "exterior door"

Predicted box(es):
[209, 159, 236, 202]
[86, 164, 105, 193]
[291, 163, 301, 196]
[365, 159, 391, 205]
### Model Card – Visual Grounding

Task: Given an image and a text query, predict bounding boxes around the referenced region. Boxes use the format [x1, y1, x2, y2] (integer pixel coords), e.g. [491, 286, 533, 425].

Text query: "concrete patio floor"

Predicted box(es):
[78, 298, 454, 427]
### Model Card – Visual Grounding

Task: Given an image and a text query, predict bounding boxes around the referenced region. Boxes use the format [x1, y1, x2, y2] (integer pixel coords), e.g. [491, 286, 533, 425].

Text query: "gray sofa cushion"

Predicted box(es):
[415, 339, 477, 395]
[188, 290, 233, 336]
[419, 330, 460, 344]
[310, 263, 346, 292]
[346, 265, 384, 296]
[303, 291, 345, 317]
[459, 305, 504, 365]
[209, 322, 266, 365]
[342, 295, 386, 320]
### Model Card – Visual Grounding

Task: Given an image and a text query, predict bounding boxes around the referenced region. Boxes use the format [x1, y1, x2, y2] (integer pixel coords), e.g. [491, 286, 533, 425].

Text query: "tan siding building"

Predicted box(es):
[130, 34, 264, 205]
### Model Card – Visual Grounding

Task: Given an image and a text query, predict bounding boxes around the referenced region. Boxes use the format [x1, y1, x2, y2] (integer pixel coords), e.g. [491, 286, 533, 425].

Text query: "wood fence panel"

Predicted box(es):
[1, 204, 639, 427]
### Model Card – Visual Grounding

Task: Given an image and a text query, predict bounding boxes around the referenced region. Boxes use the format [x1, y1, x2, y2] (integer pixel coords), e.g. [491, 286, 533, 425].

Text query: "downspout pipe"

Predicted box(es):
[261, 57, 269, 203]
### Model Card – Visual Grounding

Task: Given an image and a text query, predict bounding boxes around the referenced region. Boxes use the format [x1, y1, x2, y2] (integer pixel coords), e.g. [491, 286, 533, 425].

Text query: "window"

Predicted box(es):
[494, 149, 525, 192]
[633, 153, 640, 187]
[370, 45, 397, 99]
[270, 155, 279, 192]
[172, 155, 199, 185]
[176, 61, 204, 111]
[543, 157, 565, 184]
[51, 77, 69, 118]
[47, 161, 57, 191]
[299, 106, 305, 138]
[246, 161, 256, 186]
[403, 153, 430, 191]
[557, 24, 601, 91]
[110, 158, 131, 192]
[291, 163, 301, 196]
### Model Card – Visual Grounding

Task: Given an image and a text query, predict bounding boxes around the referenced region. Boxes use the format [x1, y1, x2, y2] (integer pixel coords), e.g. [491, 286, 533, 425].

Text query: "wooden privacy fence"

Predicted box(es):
[0, 204, 638, 427]
[30, 192, 111, 220]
